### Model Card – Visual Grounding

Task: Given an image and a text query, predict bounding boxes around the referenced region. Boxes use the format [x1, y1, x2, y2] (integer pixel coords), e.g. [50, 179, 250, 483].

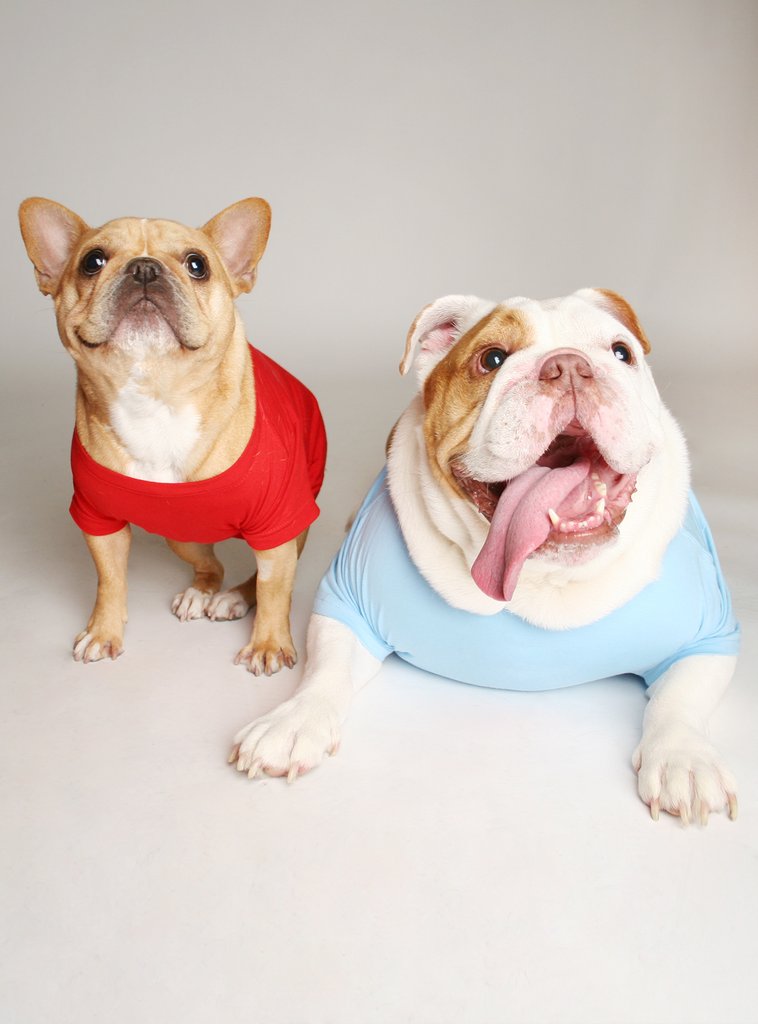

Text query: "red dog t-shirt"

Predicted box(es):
[70, 346, 327, 552]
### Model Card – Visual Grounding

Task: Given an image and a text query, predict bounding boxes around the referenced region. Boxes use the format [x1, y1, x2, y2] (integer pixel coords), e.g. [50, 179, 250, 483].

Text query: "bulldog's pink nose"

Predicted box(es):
[538, 349, 595, 386]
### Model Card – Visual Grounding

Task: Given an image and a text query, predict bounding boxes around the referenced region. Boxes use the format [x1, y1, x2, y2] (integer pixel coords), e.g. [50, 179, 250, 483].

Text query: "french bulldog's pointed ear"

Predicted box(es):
[18, 198, 88, 296]
[400, 295, 496, 379]
[577, 288, 651, 354]
[201, 198, 271, 295]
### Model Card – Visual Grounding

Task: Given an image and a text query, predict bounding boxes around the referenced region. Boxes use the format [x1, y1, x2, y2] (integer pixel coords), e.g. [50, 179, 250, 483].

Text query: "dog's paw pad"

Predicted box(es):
[206, 590, 251, 621]
[230, 694, 340, 780]
[171, 587, 212, 622]
[73, 629, 123, 663]
[234, 641, 297, 676]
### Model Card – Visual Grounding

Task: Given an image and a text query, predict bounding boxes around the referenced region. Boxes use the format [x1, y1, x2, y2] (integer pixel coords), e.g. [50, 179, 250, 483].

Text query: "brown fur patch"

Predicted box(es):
[422, 305, 534, 493]
[593, 289, 651, 353]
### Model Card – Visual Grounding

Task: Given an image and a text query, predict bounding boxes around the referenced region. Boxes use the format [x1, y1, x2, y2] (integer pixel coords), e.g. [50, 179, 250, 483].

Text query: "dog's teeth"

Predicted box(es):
[595, 480, 607, 497]
[595, 499, 606, 516]
[548, 508, 561, 527]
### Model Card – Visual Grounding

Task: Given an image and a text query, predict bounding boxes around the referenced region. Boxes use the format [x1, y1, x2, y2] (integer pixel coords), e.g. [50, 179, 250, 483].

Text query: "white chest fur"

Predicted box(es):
[110, 371, 200, 483]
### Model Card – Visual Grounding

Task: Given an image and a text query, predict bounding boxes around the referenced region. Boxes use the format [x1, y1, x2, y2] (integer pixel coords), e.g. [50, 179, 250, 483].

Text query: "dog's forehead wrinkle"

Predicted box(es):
[459, 304, 534, 352]
[511, 296, 626, 354]
[88, 217, 207, 264]
[79, 220, 152, 266]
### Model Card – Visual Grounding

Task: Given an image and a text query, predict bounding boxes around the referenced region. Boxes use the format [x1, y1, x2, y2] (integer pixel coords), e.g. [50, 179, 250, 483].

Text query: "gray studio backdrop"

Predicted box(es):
[3, 0, 756, 418]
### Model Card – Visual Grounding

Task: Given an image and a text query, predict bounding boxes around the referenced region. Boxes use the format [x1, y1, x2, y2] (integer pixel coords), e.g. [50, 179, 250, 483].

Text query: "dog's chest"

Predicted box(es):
[110, 375, 200, 483]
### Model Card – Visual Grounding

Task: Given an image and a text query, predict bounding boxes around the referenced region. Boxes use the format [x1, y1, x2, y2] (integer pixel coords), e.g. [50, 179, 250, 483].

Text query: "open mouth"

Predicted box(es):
[451, 423, 638, 601]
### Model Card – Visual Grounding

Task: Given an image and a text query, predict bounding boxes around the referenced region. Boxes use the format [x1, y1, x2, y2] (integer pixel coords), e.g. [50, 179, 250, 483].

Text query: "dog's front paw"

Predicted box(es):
[73, 625, 124, 663]
[206, 588, 252, 621]
[234, 637, 297, 676]
[633, 724, 738, 825]
[172, 586, 214, 622]
[229, 692, 341, 781]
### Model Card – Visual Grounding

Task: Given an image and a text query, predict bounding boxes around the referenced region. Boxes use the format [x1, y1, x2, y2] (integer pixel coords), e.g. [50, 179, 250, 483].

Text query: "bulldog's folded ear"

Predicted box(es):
[400, 295, 496, 379]
[201, 198, 271, 295]
[19, 198, 89, 296]
[577, 288, 651, 354]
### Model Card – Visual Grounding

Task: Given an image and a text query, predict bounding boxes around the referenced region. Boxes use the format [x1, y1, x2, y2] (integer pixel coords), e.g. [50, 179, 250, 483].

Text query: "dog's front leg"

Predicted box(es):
[230, 614, 382, 780]
[73, 526, 131, 662]
[633, 654, 738, 824]
[234, 539, 300, 675]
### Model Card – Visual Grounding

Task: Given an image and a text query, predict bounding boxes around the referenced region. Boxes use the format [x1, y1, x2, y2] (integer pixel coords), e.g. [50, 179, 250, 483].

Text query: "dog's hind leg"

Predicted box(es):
[167, 539, 224, 621]
[206, 573, 257, 621]
[206, 528, 310, 623]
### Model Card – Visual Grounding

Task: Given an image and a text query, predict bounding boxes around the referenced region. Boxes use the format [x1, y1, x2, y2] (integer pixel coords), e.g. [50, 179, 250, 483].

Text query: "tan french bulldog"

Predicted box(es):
[19, 197, 326, 675]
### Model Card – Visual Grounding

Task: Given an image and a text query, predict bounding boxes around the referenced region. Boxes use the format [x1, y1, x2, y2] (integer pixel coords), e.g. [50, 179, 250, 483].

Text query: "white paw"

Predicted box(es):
[171, 587, 212, 622]
[206, 589, 252, 621]
[229, 693, 341, 781]
[633, 723, 738, 825]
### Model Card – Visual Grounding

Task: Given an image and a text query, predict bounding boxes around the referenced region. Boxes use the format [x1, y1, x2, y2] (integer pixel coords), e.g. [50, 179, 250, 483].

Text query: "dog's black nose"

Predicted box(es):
[125, 257, 162, 285]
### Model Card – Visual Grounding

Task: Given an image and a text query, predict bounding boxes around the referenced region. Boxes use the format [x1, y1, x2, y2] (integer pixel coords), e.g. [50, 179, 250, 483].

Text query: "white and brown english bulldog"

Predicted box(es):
[230, 289, 740, 824]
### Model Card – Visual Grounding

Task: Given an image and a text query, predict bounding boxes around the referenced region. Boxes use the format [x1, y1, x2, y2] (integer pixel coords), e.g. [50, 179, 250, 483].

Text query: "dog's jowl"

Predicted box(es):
[19, 197, 326, 676]
[231, 289, 739, 823]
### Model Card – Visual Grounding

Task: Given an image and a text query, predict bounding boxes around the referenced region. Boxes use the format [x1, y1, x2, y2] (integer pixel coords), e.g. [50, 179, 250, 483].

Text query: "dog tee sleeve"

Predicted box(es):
[313, 472, 395, 662]
[239, 444, 321, 551]
[238, 351, 326, 552]
[640, 494, 740, 686]
[69, 433, 129, 535]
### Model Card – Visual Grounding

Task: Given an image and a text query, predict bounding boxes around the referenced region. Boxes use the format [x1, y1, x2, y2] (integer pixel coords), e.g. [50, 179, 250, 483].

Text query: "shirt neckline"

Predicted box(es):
[72, 344, 261, 495]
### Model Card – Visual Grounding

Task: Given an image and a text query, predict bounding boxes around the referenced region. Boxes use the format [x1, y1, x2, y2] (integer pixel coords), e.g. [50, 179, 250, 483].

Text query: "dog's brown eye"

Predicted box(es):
[81, 249, 107, 276]
[612, 341, 634, 364]
[185, 253, 208, 280]
[479, 348, 508, 373]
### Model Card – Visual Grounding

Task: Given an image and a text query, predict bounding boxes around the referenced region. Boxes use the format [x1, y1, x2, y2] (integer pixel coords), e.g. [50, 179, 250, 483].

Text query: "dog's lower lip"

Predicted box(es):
[451, 429, 637, 537]
[450, 467, 501, 521]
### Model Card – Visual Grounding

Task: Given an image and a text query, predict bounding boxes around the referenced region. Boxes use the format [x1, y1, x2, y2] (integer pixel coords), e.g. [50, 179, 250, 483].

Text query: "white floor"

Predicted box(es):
[2, 360, 757, 1024]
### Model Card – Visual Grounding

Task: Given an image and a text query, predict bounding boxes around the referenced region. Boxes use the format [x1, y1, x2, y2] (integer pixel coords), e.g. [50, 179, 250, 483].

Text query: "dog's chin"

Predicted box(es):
[111, 299, 181, 353]
[452, 425, 642, 600]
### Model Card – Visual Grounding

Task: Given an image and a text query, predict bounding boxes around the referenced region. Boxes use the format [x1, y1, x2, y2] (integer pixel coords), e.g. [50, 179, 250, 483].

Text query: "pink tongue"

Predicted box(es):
[471, 458, 591, 601]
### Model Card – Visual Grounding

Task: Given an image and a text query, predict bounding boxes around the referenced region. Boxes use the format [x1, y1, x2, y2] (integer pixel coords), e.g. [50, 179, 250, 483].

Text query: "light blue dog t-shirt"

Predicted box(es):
[313, 469, 740, 690]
